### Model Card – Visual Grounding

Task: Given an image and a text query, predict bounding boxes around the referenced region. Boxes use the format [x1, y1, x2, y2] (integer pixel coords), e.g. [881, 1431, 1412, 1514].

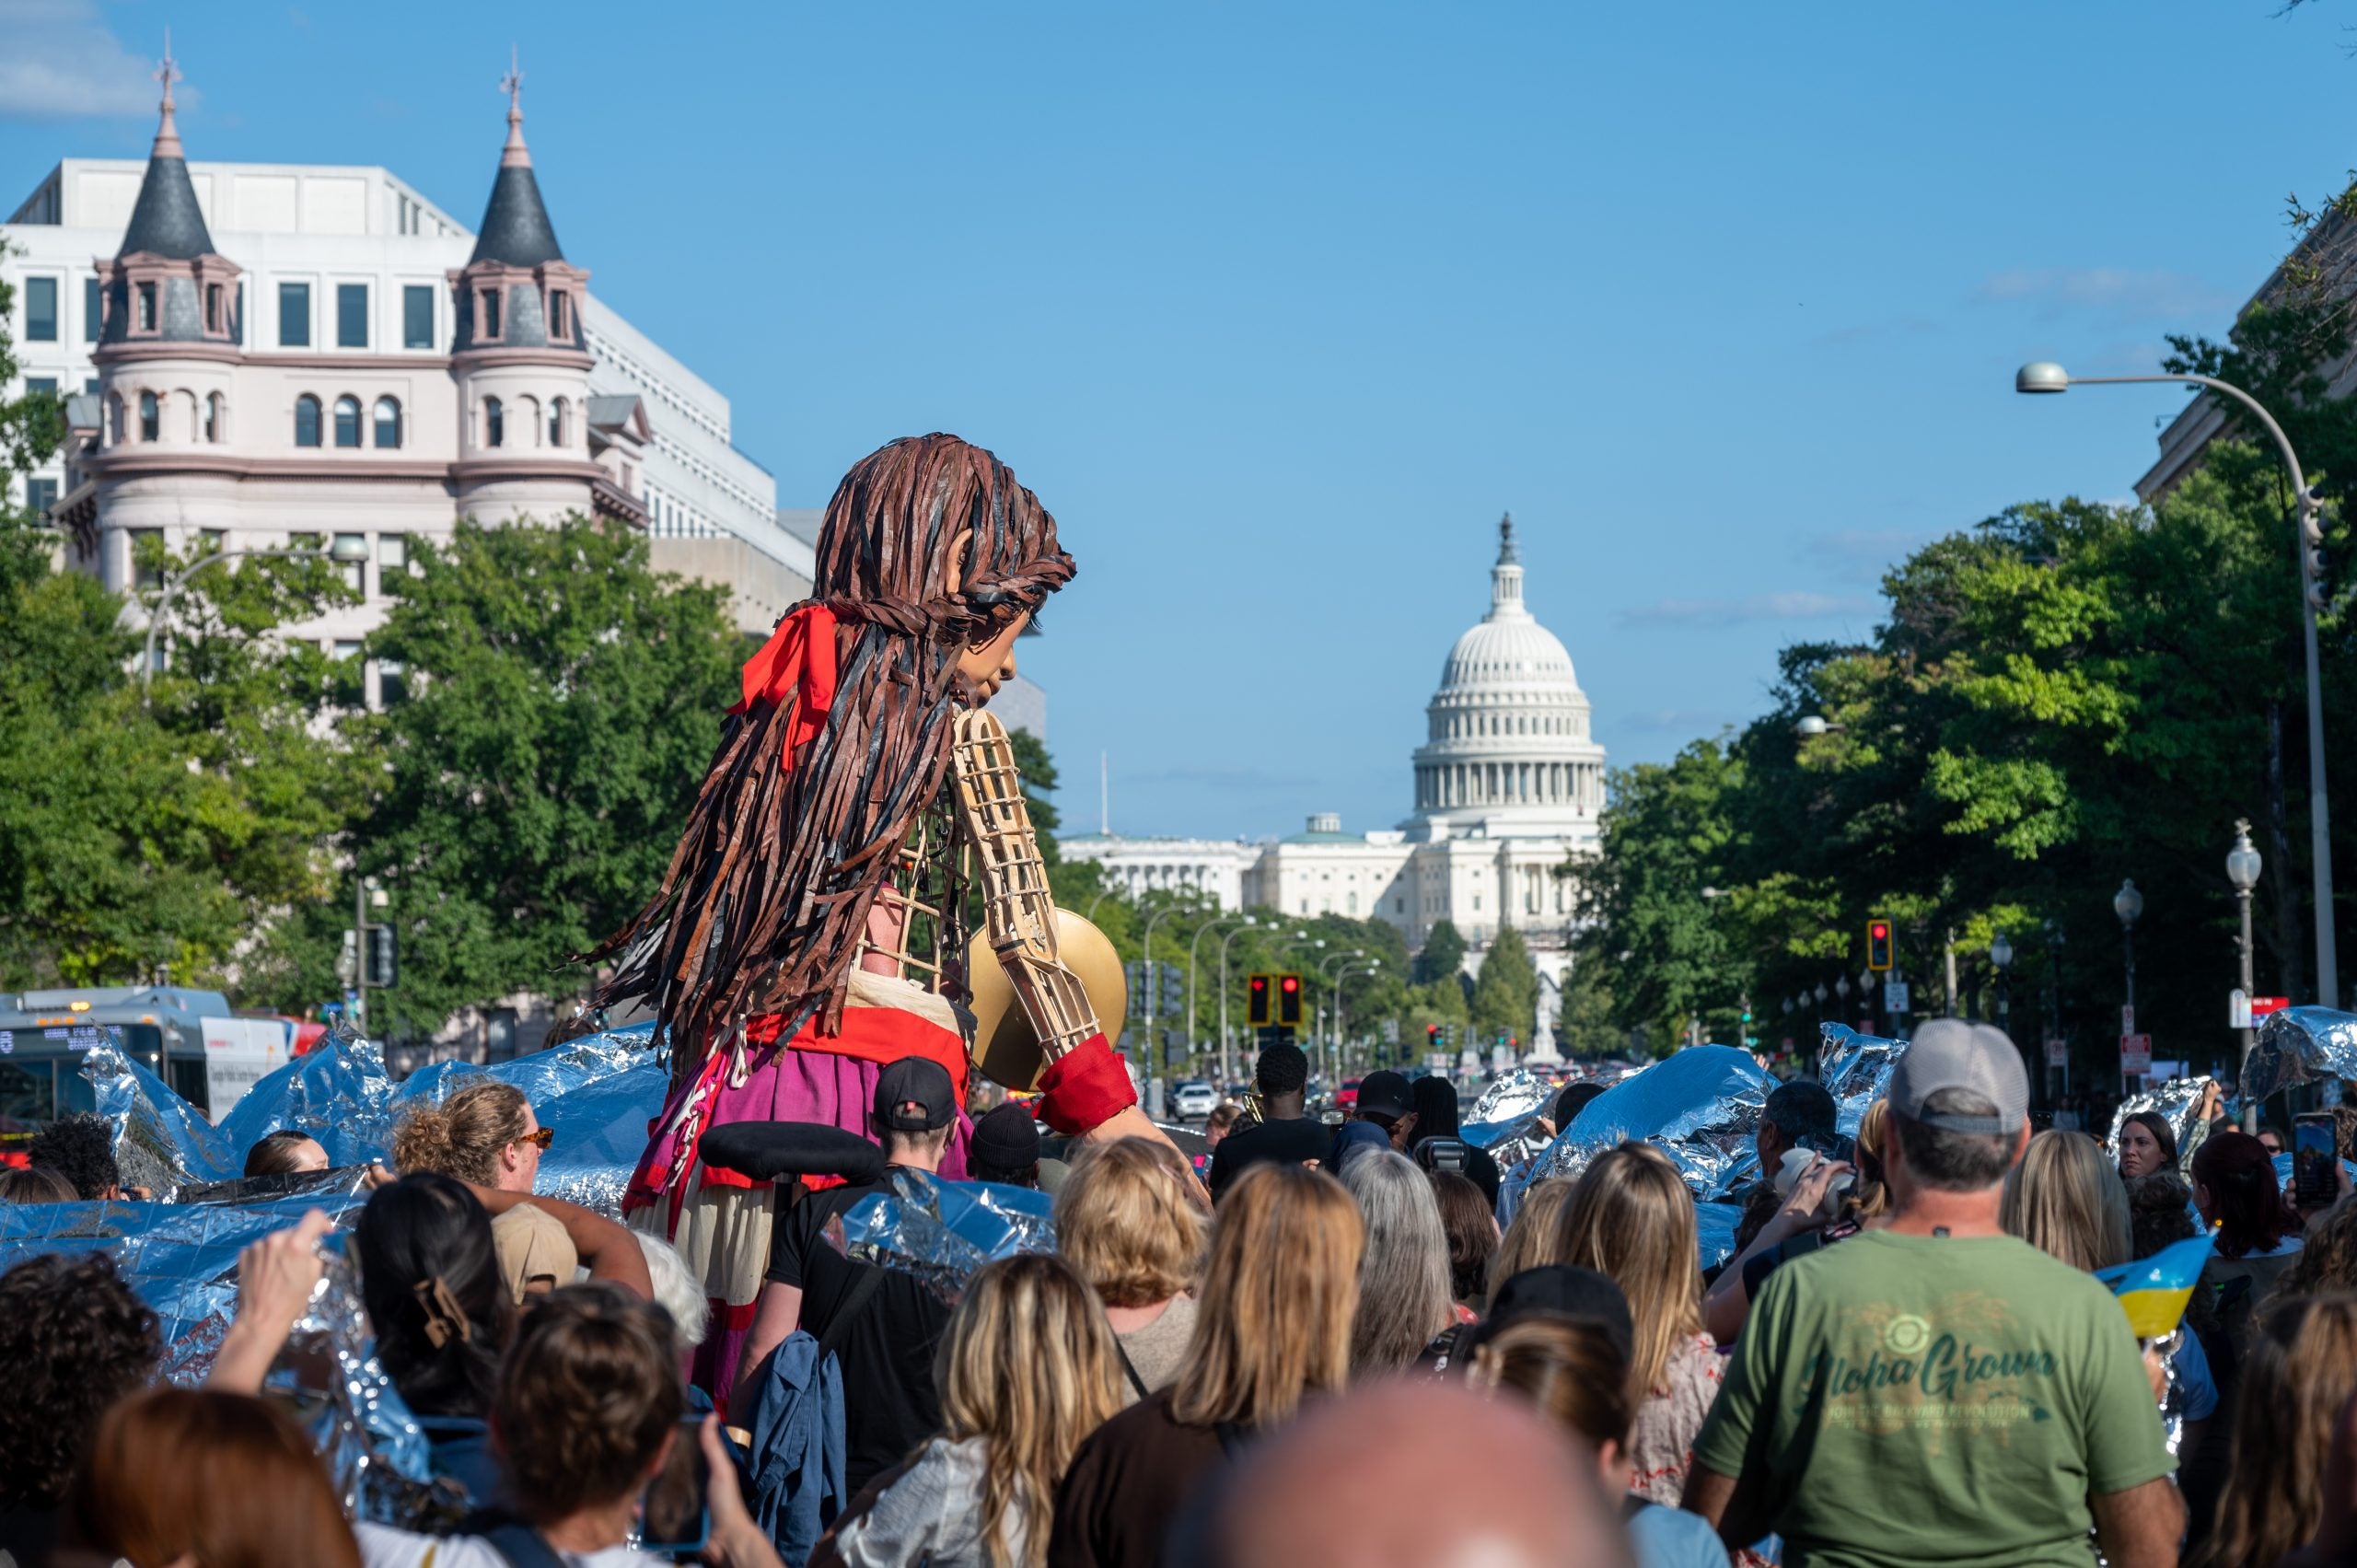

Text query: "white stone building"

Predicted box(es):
[1, 64, 815, 701]
[1066, 518, 1605, 1051]
[1055, 833, 1265, 910]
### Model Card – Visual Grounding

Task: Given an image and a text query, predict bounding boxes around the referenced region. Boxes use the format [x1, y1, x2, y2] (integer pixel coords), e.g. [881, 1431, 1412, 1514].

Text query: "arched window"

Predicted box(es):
[548, 396, 566, 447]
[177, 389, 197, 442]
[295, 394, 321, 447]
[333, 395, 362, 448]
[374, 396, 401, 448]
[137, 389, 158, 441]
[484, 396, 504, 448]
[205, 392, 224, 443]
[518, 396, 540, 447]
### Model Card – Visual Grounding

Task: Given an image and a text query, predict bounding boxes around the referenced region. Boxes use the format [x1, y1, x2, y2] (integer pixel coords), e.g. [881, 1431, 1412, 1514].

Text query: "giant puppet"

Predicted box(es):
[582, 434, 1154, 1391]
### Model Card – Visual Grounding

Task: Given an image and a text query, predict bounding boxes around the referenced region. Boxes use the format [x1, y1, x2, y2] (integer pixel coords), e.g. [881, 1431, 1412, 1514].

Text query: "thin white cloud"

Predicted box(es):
[1615, 591, 1876, 629]
[1801, 526, 1937, 584]
[0, 1, 186, 122]
[1615, 708, 1736, 735]
[1974, 268, 2235, 324]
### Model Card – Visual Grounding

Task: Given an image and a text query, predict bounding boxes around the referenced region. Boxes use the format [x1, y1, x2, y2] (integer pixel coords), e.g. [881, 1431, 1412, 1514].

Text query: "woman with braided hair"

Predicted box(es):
[584, 434, 1152, 1400]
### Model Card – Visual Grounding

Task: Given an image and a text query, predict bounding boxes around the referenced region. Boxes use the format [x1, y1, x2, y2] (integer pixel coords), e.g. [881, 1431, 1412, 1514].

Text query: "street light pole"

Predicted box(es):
[1332, 959, 1380, 1078]
[2115, 878, 2143, 1093]
[140, 542, 366, 703]
[2228, 819, 2264, 1078]
[2020, 363, 2337, 1006]
[1315, 948, 1362, 1084]
[1989, 930, 2014, 1046]
[1138, 902, 1182, 1084]
[1215, 917, 1260, 1089]
[1188, 913, 1250, 1076]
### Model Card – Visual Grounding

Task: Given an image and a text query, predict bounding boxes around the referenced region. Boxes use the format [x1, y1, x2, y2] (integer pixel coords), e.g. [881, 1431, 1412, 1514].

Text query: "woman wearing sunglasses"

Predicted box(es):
[389, 1082, 651, 1301]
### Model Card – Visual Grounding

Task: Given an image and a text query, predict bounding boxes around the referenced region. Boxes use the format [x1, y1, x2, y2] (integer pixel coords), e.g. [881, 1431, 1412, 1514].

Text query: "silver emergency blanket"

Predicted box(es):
[86, 1041, 242, 1198]
[1503, 1045, 1771, 1214]
[35, 1021, 669, 1526]
[89, 1021, 666, 1218]
[1464, 1066, 1561, 1169]
[2240, 1005, 2357, 1104]
[1817, 1022, 1905, 1134]
[833, 1167, 1056, 1303]
[0, 1191, 438, 1520]
[2105, 1074, 2223, 1172]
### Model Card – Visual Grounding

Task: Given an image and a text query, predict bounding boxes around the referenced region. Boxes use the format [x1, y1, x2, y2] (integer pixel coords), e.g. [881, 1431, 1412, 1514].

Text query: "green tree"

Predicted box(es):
[1469, 923, 1537, 1044]
[1414, 918, 1469, 991]
[1553, 956, 1623, 1059]
[1006, 726, 1109, 911]
[337, 516, 742, 1031]
[0, 268, 354, 991]
[1563, 738, 1748, 1050]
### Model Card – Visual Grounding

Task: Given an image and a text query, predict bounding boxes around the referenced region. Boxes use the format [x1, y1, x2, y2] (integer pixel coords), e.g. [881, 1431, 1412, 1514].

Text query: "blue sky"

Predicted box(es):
[4, 1, 2351, 840]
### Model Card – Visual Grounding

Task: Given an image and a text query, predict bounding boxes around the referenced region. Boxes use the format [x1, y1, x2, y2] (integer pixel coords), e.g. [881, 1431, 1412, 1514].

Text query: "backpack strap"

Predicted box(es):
[476, 1520, 570, 1568]
[1114, 1339, 1151, 1400]
[816, 1262, 889, 1365]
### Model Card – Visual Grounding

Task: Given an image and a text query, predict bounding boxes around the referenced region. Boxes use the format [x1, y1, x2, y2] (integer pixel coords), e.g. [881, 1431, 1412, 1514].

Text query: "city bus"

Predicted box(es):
[0, 986, 290, 1144]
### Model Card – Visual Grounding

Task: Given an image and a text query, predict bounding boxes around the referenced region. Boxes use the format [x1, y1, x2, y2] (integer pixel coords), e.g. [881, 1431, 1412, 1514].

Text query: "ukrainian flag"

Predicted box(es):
[2093, 1233, 2215, 1339]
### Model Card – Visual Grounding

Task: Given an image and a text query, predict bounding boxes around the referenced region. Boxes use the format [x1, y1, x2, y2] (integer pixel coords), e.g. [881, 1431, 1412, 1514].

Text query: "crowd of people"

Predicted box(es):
[5, 1024, 2357, 1567]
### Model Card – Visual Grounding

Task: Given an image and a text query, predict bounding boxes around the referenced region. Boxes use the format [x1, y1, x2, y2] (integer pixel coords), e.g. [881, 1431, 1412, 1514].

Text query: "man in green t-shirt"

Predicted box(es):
[1682, 1019, 2181, 1568]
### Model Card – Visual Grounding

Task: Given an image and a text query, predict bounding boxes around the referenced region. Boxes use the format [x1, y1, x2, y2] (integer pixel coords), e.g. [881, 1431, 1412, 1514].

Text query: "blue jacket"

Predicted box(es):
[1329, 1119, 1394, 1175]
[741, 1330, 849, 1567]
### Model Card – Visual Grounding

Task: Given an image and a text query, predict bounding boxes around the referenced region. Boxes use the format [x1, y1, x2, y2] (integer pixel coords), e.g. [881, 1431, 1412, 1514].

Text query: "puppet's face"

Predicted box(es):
[958, 610, 1030, 702]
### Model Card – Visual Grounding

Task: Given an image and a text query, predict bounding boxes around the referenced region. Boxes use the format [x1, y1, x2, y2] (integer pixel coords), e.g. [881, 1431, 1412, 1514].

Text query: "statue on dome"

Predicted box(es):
[579, 433, 1163, 1400]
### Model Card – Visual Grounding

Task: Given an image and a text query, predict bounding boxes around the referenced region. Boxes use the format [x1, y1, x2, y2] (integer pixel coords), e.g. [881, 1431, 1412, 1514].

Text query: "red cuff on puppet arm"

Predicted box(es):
[1036, 1033, 1137, 1135]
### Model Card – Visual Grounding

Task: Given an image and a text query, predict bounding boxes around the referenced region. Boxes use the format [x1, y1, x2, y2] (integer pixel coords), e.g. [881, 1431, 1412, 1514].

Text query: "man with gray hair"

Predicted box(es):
[1682, 1020, 2182, 1567]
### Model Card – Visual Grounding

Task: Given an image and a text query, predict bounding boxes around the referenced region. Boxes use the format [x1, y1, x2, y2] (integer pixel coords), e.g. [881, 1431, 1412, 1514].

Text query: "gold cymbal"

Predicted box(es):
[965, 909, 1127, 1090]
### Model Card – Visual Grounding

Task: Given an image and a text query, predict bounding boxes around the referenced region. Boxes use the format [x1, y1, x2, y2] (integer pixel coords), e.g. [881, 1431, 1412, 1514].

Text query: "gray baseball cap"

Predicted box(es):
[1889, 1018, 2029, 1136]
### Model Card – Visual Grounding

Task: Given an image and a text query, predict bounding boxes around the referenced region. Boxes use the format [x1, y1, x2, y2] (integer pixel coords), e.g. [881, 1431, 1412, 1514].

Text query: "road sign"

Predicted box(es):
[2120, 1034, 2153, 1074]
[2120, 1005, 2135, 1036]
[1883, 981, 1910, 1013]
[2253, 995, 2291, 1019]
[2230, 988, 2251, 1028]
[2044, 1038, 2069, 1067]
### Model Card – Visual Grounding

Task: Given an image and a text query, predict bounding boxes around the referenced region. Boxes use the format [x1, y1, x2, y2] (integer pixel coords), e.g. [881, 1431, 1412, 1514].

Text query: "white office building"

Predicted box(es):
[1, 64, 814, 700]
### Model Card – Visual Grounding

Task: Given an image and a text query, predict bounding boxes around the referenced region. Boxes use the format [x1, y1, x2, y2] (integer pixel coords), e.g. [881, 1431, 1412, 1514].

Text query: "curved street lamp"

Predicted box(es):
[1188, 912, 1252, 1077]
[141, 539, 371, 704]
[2021, 361, 2335, 1007]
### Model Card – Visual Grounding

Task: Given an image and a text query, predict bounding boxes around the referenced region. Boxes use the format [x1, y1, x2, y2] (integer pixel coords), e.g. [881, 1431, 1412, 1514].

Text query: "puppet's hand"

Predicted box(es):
[1036, 1032, 1135, 1134]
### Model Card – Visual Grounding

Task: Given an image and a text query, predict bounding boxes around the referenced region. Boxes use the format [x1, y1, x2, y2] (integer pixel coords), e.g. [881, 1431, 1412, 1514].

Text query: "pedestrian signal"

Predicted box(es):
[1277, 973, 1303, 1028]
[1867, 920, 1893, 972]
[1248, 973, 1273, 1028]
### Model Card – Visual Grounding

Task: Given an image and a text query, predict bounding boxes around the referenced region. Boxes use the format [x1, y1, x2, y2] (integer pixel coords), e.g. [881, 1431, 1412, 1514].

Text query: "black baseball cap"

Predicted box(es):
[1355, 1070, 1414, 1121]
[874, 1056, 957, 1132]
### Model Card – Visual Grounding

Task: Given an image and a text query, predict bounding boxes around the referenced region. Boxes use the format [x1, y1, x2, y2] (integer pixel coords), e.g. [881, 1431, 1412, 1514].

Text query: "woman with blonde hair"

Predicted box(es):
[1050, 1162, 1363, 1567]
[1552, 1141, 1714, 1505]
[2189, 1293, 2357, 1568]
[1340, 1149, 1456, 1377]
[824, 1253, 1120, 1568]
[1490, 1177, 1574, 1300]
[1053, 1137, 1206, 1402]
[2001, 1128, 2132, 1272]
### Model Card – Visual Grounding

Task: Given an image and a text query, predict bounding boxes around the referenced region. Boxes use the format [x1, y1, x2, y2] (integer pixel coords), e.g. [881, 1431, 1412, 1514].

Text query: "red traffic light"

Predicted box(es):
[1248, 973, 1273, 1028]
[1866, 920, 1893, 972]
[1280, 976, 1299, 994]
[1870, 921, 1889, 940]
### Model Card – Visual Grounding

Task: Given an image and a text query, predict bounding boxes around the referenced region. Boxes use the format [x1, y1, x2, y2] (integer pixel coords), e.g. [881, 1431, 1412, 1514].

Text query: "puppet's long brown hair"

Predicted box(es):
[583, 435, 1074, 1076]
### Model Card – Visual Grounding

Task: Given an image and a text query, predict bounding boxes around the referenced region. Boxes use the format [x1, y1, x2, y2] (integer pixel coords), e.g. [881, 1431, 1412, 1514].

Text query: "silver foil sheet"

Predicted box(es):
[0, 1188, 442, 1521]
[1500, 1045, 1772, 1217]
[85, 1041, 242, 1198]
[2105, 1075, 2223, 1173]
[1464, 1066, 1560, 1170]
[1817, 1023, 1904, 1135]
[833, 1167, 1057, 1303]
[2240, 1005, 2357, 1104]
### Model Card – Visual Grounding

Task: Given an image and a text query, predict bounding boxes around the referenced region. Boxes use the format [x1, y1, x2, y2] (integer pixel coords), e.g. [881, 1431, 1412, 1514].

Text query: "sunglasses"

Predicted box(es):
[517, 1127, 555, 1151]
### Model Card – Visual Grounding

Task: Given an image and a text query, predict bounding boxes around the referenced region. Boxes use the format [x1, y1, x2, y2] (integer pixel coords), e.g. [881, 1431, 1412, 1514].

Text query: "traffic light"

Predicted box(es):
[1248, 973, 1272, 1028]
[1425, 1023, 1441, 1048]
[1866, 919, 1893, 972]
[366, 924, 398, 989]
[1277, 973, 1303, 1028]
